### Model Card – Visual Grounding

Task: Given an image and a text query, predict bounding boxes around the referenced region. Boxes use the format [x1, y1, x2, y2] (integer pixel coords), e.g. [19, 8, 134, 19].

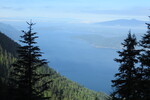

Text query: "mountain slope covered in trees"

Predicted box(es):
[0, 31, 110, 100]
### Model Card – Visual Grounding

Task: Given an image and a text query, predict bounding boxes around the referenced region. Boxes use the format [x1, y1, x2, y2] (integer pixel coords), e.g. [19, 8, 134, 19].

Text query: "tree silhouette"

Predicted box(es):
[138, 18, 150, 100]
[111, 32, 139, 100]
[9, 21, 51, 100]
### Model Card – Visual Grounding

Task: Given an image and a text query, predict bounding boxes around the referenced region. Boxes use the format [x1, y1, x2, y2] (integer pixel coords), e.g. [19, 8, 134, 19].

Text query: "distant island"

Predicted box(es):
[95, 19, 146, 27]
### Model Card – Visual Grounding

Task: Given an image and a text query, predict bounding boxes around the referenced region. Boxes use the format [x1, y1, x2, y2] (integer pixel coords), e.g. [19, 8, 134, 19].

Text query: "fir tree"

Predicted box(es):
[138, 18, 150, 100]
[8, 21, 51, 100]
[111, 32, 139, 100]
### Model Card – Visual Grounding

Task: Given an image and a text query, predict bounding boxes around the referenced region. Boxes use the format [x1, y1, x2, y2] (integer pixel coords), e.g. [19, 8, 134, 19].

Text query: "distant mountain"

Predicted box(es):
[0, 22, 20, 41]
[95, 19, 146, 27]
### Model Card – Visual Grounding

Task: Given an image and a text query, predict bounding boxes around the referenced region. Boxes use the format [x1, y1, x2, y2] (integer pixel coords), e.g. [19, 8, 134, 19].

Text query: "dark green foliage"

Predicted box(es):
[0, 34, 16, 100]
[0, 32, 19, 57]
[0, 31, 17, 81]
[112, 32, 140, 100]
[139, 22, 150, 79]
[0, 24, 109, 100]
[112, 19, 150, 100]
[137, 20, 150, 100]
[0, 77, 8, 100]
[8, 22, 51, 100]
[40, 66, 110, 100]
[0, 47, 15, 77]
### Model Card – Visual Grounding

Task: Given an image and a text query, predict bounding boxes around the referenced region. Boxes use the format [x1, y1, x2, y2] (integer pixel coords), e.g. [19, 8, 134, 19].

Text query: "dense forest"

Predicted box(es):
[0, 24, 110, 100]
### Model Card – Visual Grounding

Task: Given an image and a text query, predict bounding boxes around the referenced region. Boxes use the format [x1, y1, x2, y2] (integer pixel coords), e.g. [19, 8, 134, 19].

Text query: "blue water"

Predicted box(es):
[36, 29, 118, 94]
[4, 21, 145, 94]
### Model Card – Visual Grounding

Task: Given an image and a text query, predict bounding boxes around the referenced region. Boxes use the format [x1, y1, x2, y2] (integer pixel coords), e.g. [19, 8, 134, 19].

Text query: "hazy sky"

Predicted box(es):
[0, 0, 150, 23]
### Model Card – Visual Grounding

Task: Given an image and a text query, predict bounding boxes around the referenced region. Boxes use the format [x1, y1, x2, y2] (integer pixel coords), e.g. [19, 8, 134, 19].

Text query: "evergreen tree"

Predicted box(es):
[0, 29, 109, 100]
[111, 32, 139, 100]
[138, 19, 150, 100]
[8, 21, 51, 100]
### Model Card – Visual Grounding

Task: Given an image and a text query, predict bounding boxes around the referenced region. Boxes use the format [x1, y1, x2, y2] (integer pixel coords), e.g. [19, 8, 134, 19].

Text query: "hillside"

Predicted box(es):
[0, 31, 110, 100]
[0, 22, 20, 41]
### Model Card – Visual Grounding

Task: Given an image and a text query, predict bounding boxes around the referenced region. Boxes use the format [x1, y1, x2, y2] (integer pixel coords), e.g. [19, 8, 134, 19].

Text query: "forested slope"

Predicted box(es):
[0, 31, 110, 100]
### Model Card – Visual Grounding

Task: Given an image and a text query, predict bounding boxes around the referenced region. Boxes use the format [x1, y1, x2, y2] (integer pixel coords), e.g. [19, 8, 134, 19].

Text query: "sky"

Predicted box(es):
[0, 0, 150, 23]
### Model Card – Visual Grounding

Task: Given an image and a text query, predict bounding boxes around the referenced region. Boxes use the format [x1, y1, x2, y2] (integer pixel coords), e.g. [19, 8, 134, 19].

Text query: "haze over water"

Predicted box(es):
[0, 0, 149, 94]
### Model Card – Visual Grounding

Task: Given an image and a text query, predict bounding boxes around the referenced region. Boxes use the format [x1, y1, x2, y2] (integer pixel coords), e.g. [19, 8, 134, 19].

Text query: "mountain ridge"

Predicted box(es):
[95, 19, 146, 27]
[0, 22, 20, 41]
